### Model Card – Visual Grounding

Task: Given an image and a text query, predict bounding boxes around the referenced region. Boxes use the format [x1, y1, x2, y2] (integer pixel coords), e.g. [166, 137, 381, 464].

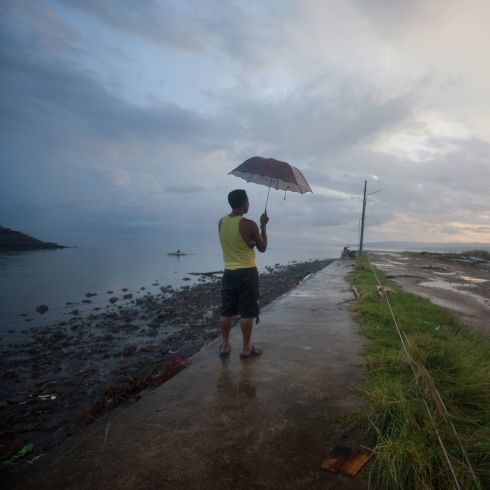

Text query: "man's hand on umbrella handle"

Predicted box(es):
[260, 212, 269, 227]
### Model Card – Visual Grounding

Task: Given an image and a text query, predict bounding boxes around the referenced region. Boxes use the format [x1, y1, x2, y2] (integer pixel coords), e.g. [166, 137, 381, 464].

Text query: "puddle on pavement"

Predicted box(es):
[419, 280, 474, 291]
[459, 275, 489, 284]
[431, 272, 488, 283]
[371, 262, 396, 268]
[419, 280, 490, 308]
[289, 290, 319, 297]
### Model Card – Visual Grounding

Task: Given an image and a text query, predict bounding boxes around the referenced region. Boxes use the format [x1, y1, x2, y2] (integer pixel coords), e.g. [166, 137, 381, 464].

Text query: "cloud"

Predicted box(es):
[60, 0, 290, 67]
[163, 185, 207, 193]
[216, 79, 414, 163]
[1, 0, 489, 246]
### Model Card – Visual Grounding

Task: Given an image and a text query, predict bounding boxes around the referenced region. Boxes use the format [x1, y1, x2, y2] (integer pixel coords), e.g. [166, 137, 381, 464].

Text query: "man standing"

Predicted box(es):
[218, 189, 269, 358]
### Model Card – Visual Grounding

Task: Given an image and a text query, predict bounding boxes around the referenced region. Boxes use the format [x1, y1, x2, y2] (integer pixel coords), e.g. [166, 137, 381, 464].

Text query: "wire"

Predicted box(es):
[367, 260, 462, 488]
[365, 208, 399, 251]
[364, 202, 479, 484]
[366, 256, 479, 488]
[368, 197, 447, 228]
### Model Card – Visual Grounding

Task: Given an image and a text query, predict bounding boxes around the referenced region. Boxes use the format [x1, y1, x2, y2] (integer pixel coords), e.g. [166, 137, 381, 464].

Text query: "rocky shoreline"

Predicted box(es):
[0, 259, 333, 477]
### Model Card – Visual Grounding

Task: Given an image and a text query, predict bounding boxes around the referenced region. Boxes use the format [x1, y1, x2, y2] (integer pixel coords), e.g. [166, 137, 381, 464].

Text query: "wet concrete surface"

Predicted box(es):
[370, 251, 490, 333]
[13, 261, 367, 489]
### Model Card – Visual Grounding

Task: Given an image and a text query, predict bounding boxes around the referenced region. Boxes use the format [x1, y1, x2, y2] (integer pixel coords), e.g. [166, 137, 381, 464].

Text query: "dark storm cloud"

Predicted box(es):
[0, 8, 241, 149]
[2, 1, 488, 244]
[0, 47, 235, 146]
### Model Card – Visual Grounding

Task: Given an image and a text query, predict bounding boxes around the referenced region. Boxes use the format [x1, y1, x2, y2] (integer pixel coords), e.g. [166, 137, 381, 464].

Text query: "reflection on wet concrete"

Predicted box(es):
[216, 361, 257, 402]
[18, 261, 367, 490]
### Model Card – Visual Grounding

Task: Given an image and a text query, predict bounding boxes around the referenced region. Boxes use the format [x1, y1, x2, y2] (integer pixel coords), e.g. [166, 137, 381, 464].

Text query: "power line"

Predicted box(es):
[366, 257, 479, 488]
[365, 208, 400, 250]
[369, 197, 448, 228]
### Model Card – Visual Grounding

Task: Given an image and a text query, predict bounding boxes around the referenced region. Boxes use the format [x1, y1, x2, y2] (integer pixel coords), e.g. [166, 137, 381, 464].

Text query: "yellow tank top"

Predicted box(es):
[219, 215, 256, 270]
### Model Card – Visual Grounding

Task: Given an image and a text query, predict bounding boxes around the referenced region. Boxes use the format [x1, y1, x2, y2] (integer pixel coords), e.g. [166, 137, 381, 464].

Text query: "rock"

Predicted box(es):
[85, 292, 97, 298]
[71, 310, 80, 316]
[122, 345, 136, 356]
[36, 304, 49, 314]
[123, 293, 133, 300]
[109, 297, 119, 304]
[107, 290, 114, 294]
[3, 369, 19, 379]
[81, 299, 92, 304]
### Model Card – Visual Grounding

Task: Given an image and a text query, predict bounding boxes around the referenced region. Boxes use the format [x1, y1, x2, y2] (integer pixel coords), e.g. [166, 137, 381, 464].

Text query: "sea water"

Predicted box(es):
[0, 235, 340, 334]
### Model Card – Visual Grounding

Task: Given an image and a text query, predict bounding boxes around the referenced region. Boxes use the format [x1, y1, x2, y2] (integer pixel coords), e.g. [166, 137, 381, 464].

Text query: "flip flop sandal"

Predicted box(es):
[219, 345, 231, 357]
[240, 345, 262, 359]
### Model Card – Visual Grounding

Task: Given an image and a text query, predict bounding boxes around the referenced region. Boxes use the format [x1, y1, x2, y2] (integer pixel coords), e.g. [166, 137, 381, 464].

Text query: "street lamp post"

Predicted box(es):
[359, 181, 382, 255]
[359, 180, 367, 254]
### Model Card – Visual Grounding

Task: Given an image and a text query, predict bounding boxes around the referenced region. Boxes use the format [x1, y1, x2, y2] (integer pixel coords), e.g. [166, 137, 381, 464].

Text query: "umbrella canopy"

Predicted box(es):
[229, 156, 313, 194]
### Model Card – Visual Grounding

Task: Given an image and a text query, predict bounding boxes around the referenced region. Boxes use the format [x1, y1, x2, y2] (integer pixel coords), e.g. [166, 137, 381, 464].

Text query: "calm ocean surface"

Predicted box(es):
[0, 237, 340, 334]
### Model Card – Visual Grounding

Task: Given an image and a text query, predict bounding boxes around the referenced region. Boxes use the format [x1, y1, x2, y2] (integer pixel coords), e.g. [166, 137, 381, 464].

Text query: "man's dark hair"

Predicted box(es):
[228, 189, 248, 209]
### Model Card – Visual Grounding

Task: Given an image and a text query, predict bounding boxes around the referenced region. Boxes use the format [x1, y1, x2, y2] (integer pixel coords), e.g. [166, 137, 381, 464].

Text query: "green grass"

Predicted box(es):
[347, 255, 490, 489]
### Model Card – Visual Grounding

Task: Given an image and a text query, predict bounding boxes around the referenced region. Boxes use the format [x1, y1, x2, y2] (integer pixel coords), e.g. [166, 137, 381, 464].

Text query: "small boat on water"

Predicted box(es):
[167, 250, 187, 256]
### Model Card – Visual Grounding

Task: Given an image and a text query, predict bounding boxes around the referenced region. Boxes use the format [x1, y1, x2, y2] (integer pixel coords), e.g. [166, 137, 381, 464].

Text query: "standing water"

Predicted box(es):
[0, 238, 339, 336]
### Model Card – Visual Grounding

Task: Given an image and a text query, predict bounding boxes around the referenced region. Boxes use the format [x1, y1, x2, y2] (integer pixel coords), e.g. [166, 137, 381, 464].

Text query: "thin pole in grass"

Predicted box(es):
[364, 255, 479, 489]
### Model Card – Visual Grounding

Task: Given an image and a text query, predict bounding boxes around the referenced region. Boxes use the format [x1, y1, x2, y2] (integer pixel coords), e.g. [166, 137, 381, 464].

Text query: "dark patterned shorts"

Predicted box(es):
[221, 267, 259, 318]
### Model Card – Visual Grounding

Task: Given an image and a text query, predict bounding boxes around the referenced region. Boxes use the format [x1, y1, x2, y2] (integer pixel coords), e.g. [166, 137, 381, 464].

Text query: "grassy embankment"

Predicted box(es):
[347, 255, 490, 489]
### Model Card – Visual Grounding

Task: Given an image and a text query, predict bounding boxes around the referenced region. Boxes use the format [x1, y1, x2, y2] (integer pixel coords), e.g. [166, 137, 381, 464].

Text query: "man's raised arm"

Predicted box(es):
[250, 212, 269, 253]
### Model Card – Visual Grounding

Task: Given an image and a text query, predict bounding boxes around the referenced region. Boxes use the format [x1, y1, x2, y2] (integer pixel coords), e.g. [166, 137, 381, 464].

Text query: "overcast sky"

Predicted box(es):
[1, 0, 489, 249]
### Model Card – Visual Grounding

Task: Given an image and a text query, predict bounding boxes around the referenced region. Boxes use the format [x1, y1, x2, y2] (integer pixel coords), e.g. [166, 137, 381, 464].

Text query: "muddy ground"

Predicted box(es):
[0, 259, 333, 476]
[369, 251, 490, 333]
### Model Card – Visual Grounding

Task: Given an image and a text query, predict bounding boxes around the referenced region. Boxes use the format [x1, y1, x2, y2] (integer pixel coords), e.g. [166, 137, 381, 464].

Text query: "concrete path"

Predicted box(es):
[17, 260, 367, 489]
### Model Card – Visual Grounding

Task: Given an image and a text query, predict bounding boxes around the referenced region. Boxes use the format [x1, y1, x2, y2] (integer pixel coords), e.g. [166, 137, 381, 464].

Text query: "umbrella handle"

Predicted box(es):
[264, 177, 273, 211]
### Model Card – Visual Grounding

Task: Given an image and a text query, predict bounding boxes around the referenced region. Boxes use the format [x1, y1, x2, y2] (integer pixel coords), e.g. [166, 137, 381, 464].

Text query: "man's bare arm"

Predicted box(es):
[249, 213, 269, 252]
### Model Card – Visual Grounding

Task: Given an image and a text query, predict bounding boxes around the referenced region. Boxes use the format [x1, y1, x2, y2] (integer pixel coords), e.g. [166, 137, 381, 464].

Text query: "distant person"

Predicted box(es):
[218, 189, 269, 359]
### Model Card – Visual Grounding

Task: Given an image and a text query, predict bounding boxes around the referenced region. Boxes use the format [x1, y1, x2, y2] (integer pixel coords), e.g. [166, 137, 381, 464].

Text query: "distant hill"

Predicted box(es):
[0, 225, 66, 252]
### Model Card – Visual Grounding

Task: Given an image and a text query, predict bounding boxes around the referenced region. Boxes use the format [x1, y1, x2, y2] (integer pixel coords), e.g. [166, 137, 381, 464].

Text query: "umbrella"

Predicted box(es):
[229, 156, 312, 210]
